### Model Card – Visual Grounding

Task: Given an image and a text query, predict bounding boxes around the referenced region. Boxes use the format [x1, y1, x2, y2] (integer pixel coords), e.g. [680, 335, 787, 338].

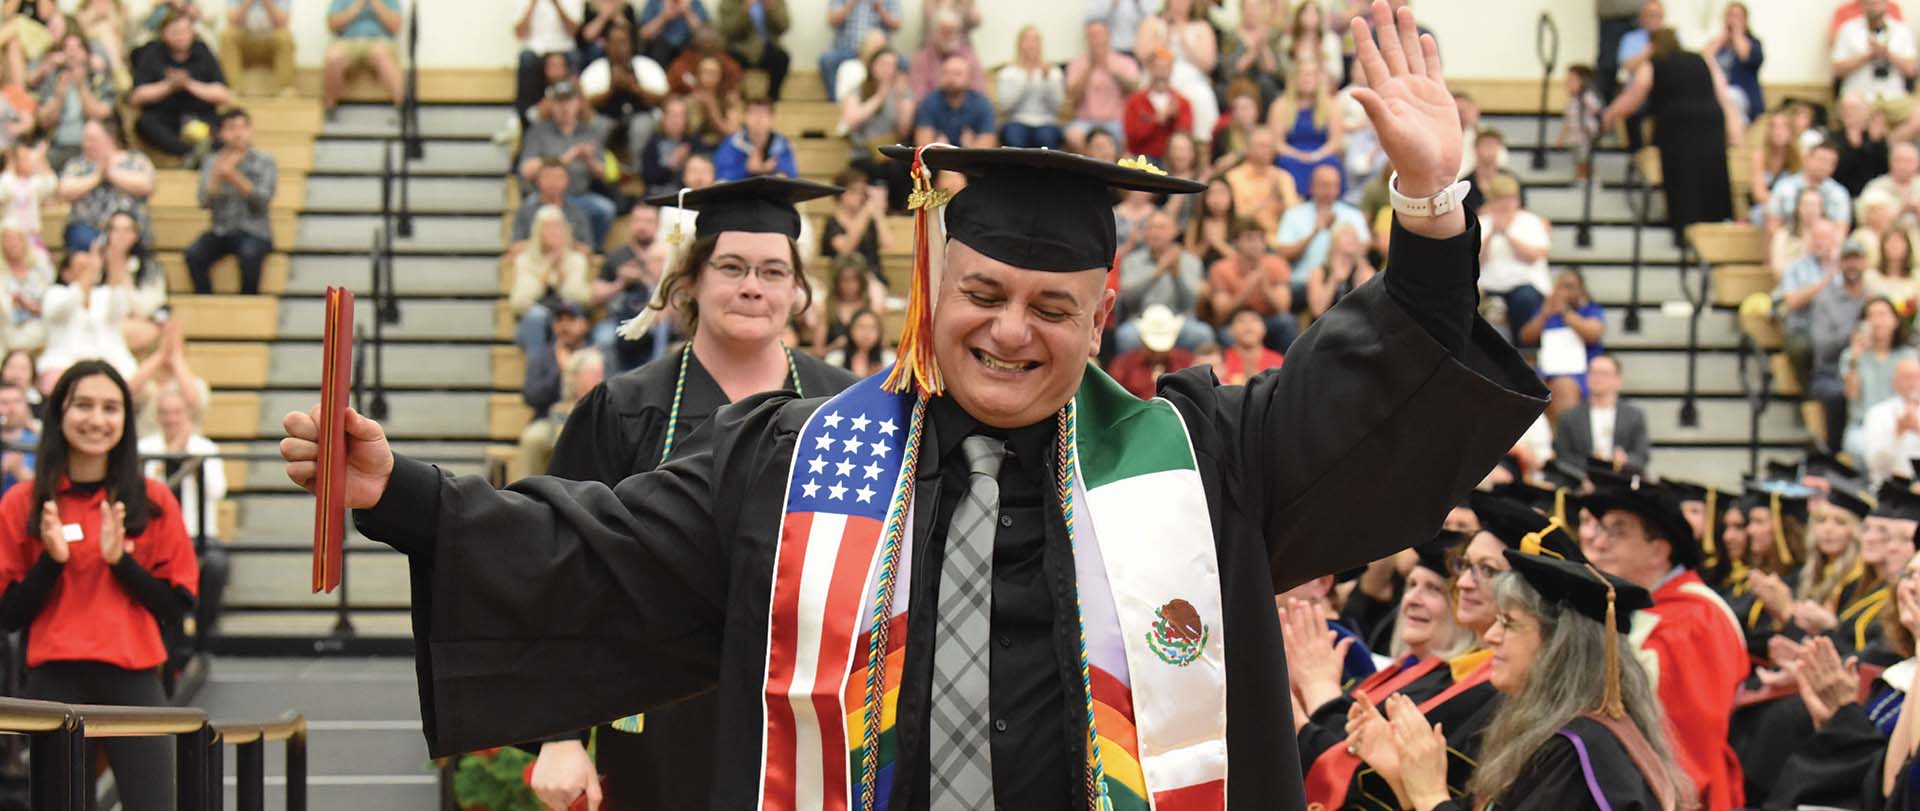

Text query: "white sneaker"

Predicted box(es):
[491, 115, 520, 146]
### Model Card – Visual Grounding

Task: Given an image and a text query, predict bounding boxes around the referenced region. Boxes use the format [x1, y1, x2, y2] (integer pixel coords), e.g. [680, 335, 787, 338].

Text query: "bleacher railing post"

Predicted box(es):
[1533, 13, 1558, 172]
[236, 737, 265, 811]
[175, 723, 217, 811]
[1680, 241, 1704, 428]
[1624, 159, 1647, 334]
[29, 717, 83, 810]
[287, 726, 309, 811]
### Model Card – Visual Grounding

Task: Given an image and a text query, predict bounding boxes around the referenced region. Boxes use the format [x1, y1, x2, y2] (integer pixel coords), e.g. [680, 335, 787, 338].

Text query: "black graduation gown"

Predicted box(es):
[1767, 688, 1904, 811]
[540, 348, 857, 811]
[1297, 655, 1502, 811]
[351, 222, 1547, 811]
[1437, 717, 1666, 811]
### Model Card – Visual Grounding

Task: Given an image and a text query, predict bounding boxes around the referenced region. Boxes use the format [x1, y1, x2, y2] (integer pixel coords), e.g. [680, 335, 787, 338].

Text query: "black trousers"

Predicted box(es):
[731, 44, 790, 102]
[24, 661, 174, 811]
[184, 230, 272, 294]
[134, 105, 210, 158]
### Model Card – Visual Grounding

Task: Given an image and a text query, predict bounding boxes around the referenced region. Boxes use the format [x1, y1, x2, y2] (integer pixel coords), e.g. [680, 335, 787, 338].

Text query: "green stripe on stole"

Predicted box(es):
[1073, 365, 1200, 488]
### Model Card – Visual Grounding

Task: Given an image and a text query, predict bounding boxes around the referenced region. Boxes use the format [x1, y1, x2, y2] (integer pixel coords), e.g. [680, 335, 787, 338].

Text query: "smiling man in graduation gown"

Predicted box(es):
[278, 5, 1545, 809]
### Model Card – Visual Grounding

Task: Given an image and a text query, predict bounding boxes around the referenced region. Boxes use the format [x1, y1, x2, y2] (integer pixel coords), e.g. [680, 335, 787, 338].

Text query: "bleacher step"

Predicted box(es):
[303, 175, 509, 214]
[227, 552, 410, 610]
[1595, 308, 1742, 350]
[279, 297, 501, 342]
[311, 139, 508, 176]
[294, 213, 504, 253]
[268, 343, 494, 388]
[286, 255, 504, 296]
[255, 391, 494, 439]
[323, 102, 509, 140]
[1526, 184, 1665, 224]
[1647, 444, 1815, 491]
[224, 439, 493, 493]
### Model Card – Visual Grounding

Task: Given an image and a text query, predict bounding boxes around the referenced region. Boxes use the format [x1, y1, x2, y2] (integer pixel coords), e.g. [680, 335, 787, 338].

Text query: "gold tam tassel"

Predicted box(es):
[1584, 562, 1627, 719]
[883, 144, 952, 397]
[1772, 491, 1795, 566]
[1519, 516, 1568, 560]
[1701, 488, 1718, 567]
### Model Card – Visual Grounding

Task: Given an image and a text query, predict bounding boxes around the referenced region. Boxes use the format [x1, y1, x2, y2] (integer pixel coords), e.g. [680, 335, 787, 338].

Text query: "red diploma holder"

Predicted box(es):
[311, 287, 353, 593]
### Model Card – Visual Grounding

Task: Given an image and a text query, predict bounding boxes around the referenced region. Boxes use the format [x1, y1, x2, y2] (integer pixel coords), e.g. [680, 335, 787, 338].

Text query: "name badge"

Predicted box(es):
[60, 523, 83, 543]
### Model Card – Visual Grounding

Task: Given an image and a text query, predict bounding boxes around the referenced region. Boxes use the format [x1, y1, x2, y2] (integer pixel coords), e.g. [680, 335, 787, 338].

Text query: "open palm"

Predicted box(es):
[1348, 0, 1460, 199]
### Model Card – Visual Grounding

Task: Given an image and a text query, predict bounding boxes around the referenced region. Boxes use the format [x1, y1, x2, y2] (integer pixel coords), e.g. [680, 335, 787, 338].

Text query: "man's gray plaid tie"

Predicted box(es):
[927, 434, 1005, 810]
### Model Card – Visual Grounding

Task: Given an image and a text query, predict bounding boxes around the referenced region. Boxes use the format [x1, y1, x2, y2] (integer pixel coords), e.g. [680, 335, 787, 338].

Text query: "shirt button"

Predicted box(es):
[999, 515, 1013, 528]
[993, 719, 1007, 733]
[997, 635, 1011, 648]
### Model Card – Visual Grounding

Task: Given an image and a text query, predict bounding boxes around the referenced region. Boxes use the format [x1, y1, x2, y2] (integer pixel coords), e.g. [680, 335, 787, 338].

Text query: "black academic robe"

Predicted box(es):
[352, 222, 1547, 810]
[1437, 717, 1667, 811]
[1297, 655, 1503, 811]
[1766, 691, 1903, 811]
[540, 348, 856, 811]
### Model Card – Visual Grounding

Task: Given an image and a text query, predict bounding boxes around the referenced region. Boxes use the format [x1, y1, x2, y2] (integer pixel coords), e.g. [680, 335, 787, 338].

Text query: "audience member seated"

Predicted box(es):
[1108, 304, 1196, 399]
[1186, 177, 1236, 266]
[33, 31, 114, 172]
[1476, 175, 1551, 343]
[1116, 210, 1213, 352]
[514, 0, 579, 133]
[1839, 297, 1916, 461]
[322, 0, 403, 116]
[575, 0, 636, 65]
[821, 169, 889, 285]
[518, 81, 616, 249]
[36, 251, 132, 387]
[1, 349, 39, 416]
[1522, 268, 1609, 423]
[594, 204, 660, 364]
[1750, 110, 1803, 223]
[717, 0, 789, 101]
[686, 54, 743, 149]
[0, 221, 48, 353]
[811, 255, 883, 354]
[0, 382, 34, 493]
[713, 97, 796, 181]
[1461, 127, 1523, 211]
[1269, 55, 1342, 198]
[1133, 15, 1216, 146]
[1866, 141, 1920, 232]
[1303, 220, 1374, 320]
[1281, 0, 1343, 87]
[511, 159, 593, 250]
[221, 0, 293, 95]
[841, 44, 912, 208]
[1769, 140, 1854, 233]
[74, 0, 129, 89]
[56, 121, 153, 252]
[639, 0, 711, 67]
[907, 9, 982, 99]
[1548, 353, 1650, 484]
[995, 25, 1063, 150]
[510, 205, 594, 356]
[818, 0, 900, 102]
[664, 29, 741, 96]
[1776, 222, 1850, 390]
[822, 307, 892, 377]
[1219, 0, 1280, 107]
[1204, 217, 1295, 349]
[1081, 126, 1120, 163]
[1217, 306, 1283, 385]
[1452, 90, 1504, 179]
[1209, 87, 1260, 170]
[1703, 1, 1764, 122]
[581, 25, 669, 169]
[1863, 356, 1920, 484]
[126, 10, 227, 162]
[135, 0, 203, 45]
[1855, 190, 1901, 268]
[1771, 188, 1828, 277]
[1064, 20, 1137, 153]
[1112, 186, 1155, 260]
[138, 383, 224, 641]
[1161, 132, 1204, 221]
[126, 318, 204, 436]
[184, 109, 275, 296]
[511, 52, 573, 132]
[1224, 128, 1299, 235]
[1807, 239, 1875, 448]
[1872, 226, 1920, 307]
[1161, 0, 1216, 74]
[1833, 0, 1916, 106]
[1275, 164, 1364, 308]
[521, 299, 593, 423]
[1832, 93, 1890, 198]
[518, 327, 604, 479]
[0, 73, 33, 155]
[639, 96, 696, 197]
[912, 54, 994, 148]
[1122, 48, 1190, 163]
[97, 211, 165, 357]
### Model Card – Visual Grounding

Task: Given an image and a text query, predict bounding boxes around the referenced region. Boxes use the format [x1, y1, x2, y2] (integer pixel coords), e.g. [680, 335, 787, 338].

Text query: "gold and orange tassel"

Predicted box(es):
[884, 145, 951, 397]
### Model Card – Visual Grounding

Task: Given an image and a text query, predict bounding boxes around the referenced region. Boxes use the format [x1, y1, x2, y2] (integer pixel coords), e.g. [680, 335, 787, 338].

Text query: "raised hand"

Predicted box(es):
[38, 500, 68, 563]
[1345, 695, 1401, 787]
[1279, 598, 1351, 713]
[531, 740, 602, 811]
[97, 500, 126, 565]
[1346, 0, 1459, 201]
[1384, 694, 1450, 811]
[1790, 636, 1860, 729]
[281, 406, 394, 510]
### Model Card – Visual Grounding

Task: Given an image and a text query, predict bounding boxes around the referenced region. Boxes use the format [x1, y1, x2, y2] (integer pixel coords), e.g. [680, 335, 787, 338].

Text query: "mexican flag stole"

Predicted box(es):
[754, 365, 1229, 811]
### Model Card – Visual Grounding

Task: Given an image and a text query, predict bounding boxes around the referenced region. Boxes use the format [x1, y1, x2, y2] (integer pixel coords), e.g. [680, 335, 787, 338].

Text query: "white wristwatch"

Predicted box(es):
[1387, 172, 1471, 218]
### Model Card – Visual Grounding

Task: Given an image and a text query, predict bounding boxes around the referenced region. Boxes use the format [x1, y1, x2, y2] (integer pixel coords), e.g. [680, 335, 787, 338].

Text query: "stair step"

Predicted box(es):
[303, 175, 509, 214]
[323, 102, 511, 140]
[220, 727, 428, 778]
[1647, 444, 1815, 492]
[311, 139, 509, 176]
[1612, 351, 1750, 397]
[254, 391, 494, 439]
[1591, 306, 1742, 350]
[1525, 184, 1664, 224]
[212, 613, 416, 641]
[1632, 395, 1808, 444]
[1550, 223, 1687, 264]
[227, 549, 410, 609]
[218, 777, 438, 811]
[278, 297, 501, 341]
[1511, 150, 1636, 187]
[294, 213, 503, 253]
[286, 255, 503, 296]
[268, 343, 495, 388]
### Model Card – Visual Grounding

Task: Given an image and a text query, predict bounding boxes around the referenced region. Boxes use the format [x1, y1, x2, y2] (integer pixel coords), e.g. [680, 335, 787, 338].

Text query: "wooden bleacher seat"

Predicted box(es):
[1773, 352, 1802, 397]
[149, 170, 306, 213]
[219, 441, 251, 493]
[172, 295, 280, 340]
[793, 139, 851, 181]
[492, 346, 525, 389]
[185, 342, 271, 388]
[43, 209, 298, 253]
[162, 253, 292, 295]
[1635, 147, 1663, 187]
[204, 391, 264, 440]
[1711, 263, 1772, 308]
[488, 393, 532, 441]
[229, 96, 322, 133]
[217, 499, 239, 541]
[495, 299, 516, 341]
[297, 68, 515, 104]
[484, 444, 520, 487]
[1687, 222, 1767, 265]
[775, 101, 843, 138]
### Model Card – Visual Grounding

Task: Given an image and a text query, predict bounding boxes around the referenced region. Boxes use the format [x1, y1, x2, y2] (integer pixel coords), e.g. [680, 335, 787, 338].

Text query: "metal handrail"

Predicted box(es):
[1677, 240, 1708, 427]
[1623, 151, 1652, 333]
[1532, 13, 1559, 171]
[0, 695, 75, 732]
[216, 712, 309, 811]
[1737, 333, 1774, 478]
[66, 704, 207, 736]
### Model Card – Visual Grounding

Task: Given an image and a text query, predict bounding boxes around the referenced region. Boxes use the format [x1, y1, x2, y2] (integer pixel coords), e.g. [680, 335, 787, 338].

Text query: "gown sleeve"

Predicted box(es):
[545, 382, 647, 482]
[1154, 218, 1549, 591]
[351, 393, 797, 757]
[1768, 701, 1894, 810]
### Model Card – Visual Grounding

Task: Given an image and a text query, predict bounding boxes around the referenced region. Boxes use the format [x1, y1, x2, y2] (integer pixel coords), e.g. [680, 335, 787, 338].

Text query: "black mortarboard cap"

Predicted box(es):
[642, 176, 843, 241]
[1828, 487, 1875, 520]
[1762, 458, 1802, 485]
[1416, 529, 1471, 576]
[1582, 485, 1703, 570]
[1875, 478, 1920, 522]
[1468, 492, 1585, 562]
[1586, 458, 1641, 492]
[1662, 478, 1710, 503]
[1502, 549, 1652, 633]
[879, 146, 1204, 272]
[1806, 451, 1865, 489]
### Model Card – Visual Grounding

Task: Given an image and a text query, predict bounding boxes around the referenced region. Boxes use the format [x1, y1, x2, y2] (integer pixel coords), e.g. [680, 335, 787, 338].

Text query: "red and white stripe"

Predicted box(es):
[758, 510, 886, 811]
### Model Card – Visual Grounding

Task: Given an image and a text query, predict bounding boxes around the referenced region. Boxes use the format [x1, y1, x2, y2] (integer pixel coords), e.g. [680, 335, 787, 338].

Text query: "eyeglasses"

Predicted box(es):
[709, 258, 794, 284]
[1451, 557, 1504, 584]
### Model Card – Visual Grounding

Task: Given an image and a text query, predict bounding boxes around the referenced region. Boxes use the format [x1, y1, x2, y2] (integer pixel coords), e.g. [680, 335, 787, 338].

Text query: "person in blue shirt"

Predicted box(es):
[0, 383, 35, 496]
[321, 0, 403, 117]
[912, 54, 996, 148]
[710, 98, 796, 181]
[638, 0, 711, 68]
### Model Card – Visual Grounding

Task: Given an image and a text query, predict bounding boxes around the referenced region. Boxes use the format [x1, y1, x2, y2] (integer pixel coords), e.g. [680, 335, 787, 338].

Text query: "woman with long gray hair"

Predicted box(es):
[1346, 550, 1691, 811]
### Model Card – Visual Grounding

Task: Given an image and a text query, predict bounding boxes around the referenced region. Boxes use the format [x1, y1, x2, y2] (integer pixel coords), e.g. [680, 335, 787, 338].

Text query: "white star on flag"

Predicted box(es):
[815, 434, 836, 451]
[835, 459, 855, 477]
[842, 437, 865, 454]
[823, 411, 843, 428]
[863, 462, 883, 480]
[855, 485, 876, 503]
[828, 483, 848, 500]
[807, 457, 827, 474]
[850, 414, 872, 432]
[878, 419, 898, 436]
[801, 479, 820, 498]
[870, 439, 892, 457]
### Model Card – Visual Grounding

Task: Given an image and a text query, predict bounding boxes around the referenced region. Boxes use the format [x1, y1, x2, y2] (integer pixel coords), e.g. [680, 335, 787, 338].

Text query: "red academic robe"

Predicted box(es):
[1633, 569, 1750, 811]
